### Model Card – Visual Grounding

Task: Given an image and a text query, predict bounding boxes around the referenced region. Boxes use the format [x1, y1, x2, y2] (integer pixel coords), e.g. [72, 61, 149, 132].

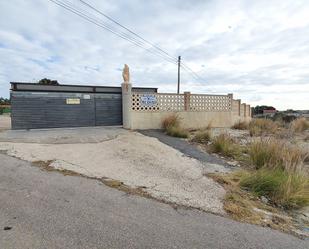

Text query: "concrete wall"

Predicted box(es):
[131, 111, 233, 129]
[122, 84, 251, 130]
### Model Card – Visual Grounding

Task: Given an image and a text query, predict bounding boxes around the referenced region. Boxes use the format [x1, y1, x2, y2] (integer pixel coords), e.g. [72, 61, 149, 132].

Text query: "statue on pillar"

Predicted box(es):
[122, 64, 130, 84]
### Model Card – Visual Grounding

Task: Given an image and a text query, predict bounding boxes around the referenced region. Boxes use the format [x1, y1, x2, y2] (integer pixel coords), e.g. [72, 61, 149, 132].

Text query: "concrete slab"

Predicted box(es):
[0, 115, 11, 131]
[0, 126, 127, 144]
[0, 127, 226, 214]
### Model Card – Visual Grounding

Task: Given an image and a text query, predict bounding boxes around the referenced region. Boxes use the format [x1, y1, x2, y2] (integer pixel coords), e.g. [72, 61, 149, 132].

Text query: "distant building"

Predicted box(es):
[262, 109, 277, 118]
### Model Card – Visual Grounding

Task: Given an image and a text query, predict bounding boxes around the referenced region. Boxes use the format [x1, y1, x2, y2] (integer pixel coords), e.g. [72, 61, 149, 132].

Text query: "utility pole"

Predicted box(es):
[177, 56, 181, 94]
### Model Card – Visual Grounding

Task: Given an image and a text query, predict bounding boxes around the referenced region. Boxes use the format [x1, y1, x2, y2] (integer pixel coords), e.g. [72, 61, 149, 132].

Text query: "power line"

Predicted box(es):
[181, 63, 207, 83]
[61, 0, 170, 57]
[49, 0, 207, 84]
[49, 0, 178, 65]
[77, 0, 177, 62]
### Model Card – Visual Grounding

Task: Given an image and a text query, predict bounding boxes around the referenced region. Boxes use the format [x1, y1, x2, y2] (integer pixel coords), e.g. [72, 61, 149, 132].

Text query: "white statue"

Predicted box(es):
[122, 64, 130, 84]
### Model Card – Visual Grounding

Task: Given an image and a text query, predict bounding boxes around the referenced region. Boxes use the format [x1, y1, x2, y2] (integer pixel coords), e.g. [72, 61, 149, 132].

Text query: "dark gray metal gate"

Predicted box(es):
[10, 83, 157, 130]
[95, 93, 122, 126]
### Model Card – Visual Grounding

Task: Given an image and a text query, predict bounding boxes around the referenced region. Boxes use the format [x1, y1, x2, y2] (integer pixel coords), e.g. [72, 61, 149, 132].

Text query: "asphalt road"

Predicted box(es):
[139, 130, 229, 166]
[0, 154, 307, 249]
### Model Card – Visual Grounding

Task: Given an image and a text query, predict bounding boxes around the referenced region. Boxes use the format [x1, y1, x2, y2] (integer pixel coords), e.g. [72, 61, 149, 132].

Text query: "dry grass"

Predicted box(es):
[241, 138, 309, 209]
[249, 119, 279, 136]
[240, 169, 309, 209]
[191, 129, 211, 143]
[249, 138, 307, 172]
[290, 118, 309, 133]
[211, 133, 240, 158]
[208, 172, 293, 231]
[162, 113, 188, 138]
[166, 126, 189, 138]
[232, 121, 249, 130]
[162, 113, 180, 130]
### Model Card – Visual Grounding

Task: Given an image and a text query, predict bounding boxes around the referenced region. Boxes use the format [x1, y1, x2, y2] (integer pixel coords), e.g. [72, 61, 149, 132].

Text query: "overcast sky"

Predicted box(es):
[0, 0, 308, 110]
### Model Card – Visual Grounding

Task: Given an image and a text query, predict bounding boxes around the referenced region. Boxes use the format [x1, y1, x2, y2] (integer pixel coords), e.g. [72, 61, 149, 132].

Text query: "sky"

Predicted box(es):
[0, 0, 308, 110]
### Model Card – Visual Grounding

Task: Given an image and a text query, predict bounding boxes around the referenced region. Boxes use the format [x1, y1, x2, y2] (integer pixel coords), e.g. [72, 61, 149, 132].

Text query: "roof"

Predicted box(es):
[263, 109, 277, 114]
[10, 82, 158, 94]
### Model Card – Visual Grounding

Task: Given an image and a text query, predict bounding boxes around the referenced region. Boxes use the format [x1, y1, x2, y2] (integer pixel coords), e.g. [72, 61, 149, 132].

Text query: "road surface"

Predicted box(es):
[0, 154, 307, 249]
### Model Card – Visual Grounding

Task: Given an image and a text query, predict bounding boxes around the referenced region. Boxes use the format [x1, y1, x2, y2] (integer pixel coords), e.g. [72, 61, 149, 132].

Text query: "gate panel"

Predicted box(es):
[11, 92, 95, 129]
[95, 93, 122, 126]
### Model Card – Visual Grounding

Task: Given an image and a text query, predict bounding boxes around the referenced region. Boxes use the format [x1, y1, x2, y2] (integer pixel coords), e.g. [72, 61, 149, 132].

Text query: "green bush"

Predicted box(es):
[240, 169, 309, 209]
[3, 107, 10, 113]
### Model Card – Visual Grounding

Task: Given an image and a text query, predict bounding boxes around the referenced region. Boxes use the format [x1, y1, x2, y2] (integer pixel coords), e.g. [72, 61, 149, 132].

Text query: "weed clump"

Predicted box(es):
[211, 133, 239, 158]
[249, 138, 306, 172]
[240, 169, 309, 209]
[162, 113, 180, 130]
[191, 130, 211, 143]
[232, 121, 249, 130]
[166, 126, 189, 138]
[249, 119, 278, 136]
[241, 138, 309, 209]
[290, 118, 309, 133]
[162, 114, 189, 138]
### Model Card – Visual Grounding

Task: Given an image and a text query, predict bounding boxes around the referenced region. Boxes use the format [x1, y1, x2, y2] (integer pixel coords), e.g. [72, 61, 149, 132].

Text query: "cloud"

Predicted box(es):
[0, 0, 308, 110]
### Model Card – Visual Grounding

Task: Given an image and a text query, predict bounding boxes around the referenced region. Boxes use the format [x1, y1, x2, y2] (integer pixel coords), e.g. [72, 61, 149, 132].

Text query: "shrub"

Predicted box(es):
[249, 138, 306, 172]
[162, 113, 180, 130]
[0, 107, 3, 115]
[240, 169, 309, 209]
[166, 126, 189, 138]
[249, 119, 278, 136]
[290, 118, 309, 133]
[232, 121, 249, 130]
[162, 113, 188, 138]
[191, 130, 211, 143]
[211, 133, 239, 157]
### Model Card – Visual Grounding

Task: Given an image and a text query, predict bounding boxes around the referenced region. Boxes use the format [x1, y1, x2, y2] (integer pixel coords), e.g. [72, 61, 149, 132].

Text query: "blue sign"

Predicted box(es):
[140, 95, 157, 106]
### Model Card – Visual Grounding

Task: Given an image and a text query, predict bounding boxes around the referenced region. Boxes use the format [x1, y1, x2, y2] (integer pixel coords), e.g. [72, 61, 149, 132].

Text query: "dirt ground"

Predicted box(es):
[0, 127, 226, 214]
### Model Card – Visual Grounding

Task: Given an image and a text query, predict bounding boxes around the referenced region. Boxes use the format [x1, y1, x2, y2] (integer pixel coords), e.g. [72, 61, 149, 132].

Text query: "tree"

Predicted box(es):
[38, 78, 59, 85]
[0, 97, 10, 105]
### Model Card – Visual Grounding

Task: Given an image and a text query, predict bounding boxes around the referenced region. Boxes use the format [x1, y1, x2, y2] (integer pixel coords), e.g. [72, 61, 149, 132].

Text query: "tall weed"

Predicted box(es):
[162, 114, 188, 138]
[232, 121, 249, 130]
[191, 129, 211, 143]
[240, 169, 309, 209]
[211, 133, 239, 158]
[162, 113, 180, 130]
[290, 118, 309, 133]
[249, 119, 278, 136]
[249, 138, 306, 172]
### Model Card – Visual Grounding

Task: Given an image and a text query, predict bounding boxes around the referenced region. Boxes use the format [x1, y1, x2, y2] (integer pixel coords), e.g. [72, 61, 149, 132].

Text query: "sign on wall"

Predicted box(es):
[140, 94, 157, 106]
[66, 98, 80, 105]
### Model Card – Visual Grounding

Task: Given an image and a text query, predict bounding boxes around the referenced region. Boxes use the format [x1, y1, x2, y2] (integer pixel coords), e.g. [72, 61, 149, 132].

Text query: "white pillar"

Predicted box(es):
[121, 83, 132, 129]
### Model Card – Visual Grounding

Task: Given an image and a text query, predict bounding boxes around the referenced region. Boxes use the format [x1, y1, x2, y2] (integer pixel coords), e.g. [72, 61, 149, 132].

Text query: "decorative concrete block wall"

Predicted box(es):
[122, 84, 251, 130]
